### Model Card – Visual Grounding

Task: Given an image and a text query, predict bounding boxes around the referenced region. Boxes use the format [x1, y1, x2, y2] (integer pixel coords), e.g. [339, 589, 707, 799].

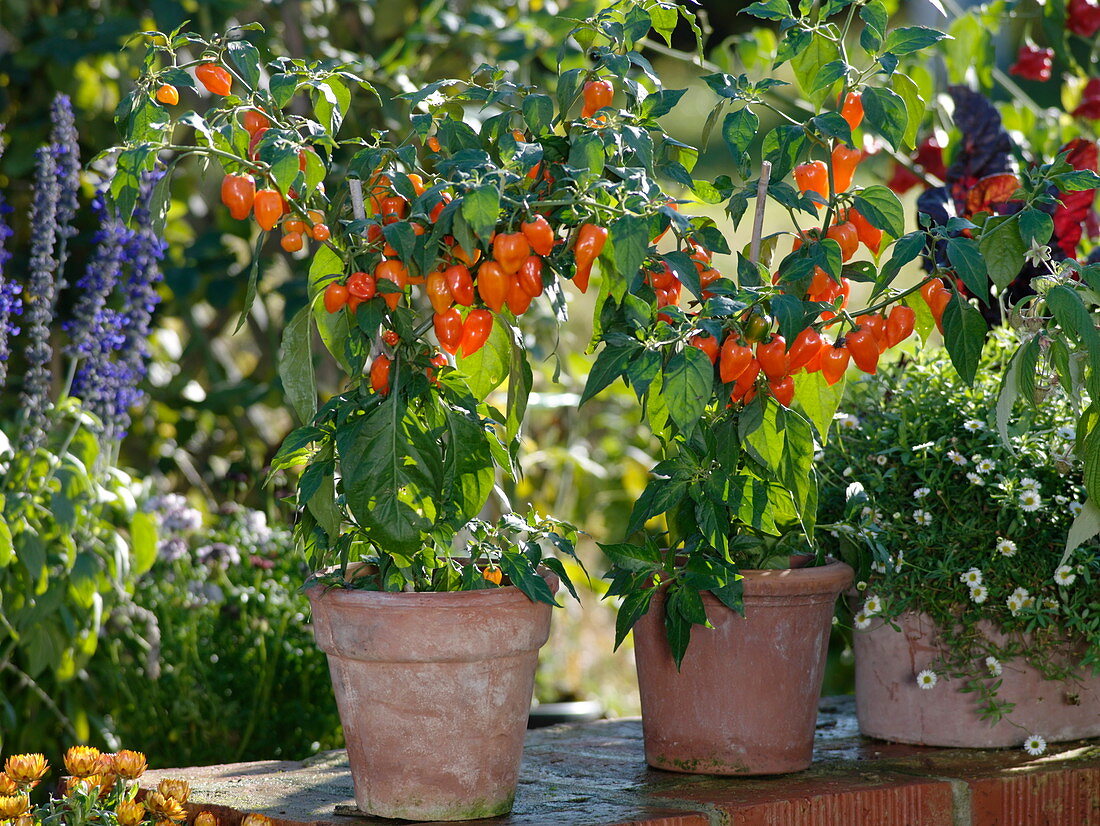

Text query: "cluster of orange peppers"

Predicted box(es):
[682, 91, 919, 410]
[316, 166, 608, 396]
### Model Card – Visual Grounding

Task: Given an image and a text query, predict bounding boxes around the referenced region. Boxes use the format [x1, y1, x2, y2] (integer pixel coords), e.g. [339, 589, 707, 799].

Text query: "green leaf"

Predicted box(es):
[234, 233, 266, 333]
[663, 593, 692, 669]
[942, 294, 986, 385]
[859, 1, 888, 51]
[499, 553, 559, 607]
[881, 26, 949, 56]
[1018, 209, 1054, 245]
[270, 73, 299, 108]
[226, 39, 261, 88]
[600, 541, 662, 571]
[792, 369, 845, 443]
[0, 519, 11, 567]
[892, 72, 925, 149]
[811, 60, 850, 94]
[742, 0, 792, 20]
[1063, 499, 1100, 565]
[722, 107, 759, 161]
[852, 185, 906, 238]
[792, 35, 841, 107]
[309, 247, 351, 373]
[978, 215, 1026, 289]
[505, 334, 533, 441]
[861, 87, 908, 151]
[130, 511, 158, 577]
[461, 186, 500, 240]
[454, 319, 510, 403]
[1046, 285, 1100, 353]
[615, 590, 655, 650]
[279, 306, 317, 425]
[608, 214, 648, 283]
[945, 237, 988, 297]
[522, 93, 554, 134]
[662, 347, 714, 433]
[581, 343, 635, 405]
[1083, 420, 1100, 505]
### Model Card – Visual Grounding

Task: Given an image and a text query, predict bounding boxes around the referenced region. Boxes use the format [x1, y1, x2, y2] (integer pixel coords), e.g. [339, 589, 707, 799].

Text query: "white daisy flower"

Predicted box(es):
[969, 584, 989, 604]
[916, 669, 938, 690]
[1070, 501, 1084, 517]
[947, 450, 967, 466]
[837, 414, 860, 430]
[913, 441, 935, 451]
[985, 656, 1002, 677]
[863, 595, 882, 617]
[913, 509, 933, 526]
[875, 454, 888, 466]
[960, 568, 983, 587]
[1044, 597, 1059, 610]
[894, 551, 905, 573]
[871, 560, 888, 574]
[1054, 565, 1076, 586]
[853, 610, 872, 630]
[963, 419, 983, 432]
[995, 538, 1017, 557]
[1007, 595, 1023, 616]
[1020, 477, 1040, 491]
[967, 472, 985, 486]
[860, 506, 881, 523]
[1019, 490, 1042, 512]
[1023, 734, 1046, 756]
[976, 458, 996, 474]
[913, 487, 930, 500]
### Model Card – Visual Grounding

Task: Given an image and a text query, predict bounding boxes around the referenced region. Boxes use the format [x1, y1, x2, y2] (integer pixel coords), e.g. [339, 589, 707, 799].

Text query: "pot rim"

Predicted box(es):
[305, 564, 560, 608]
[650, 556, 853, 600]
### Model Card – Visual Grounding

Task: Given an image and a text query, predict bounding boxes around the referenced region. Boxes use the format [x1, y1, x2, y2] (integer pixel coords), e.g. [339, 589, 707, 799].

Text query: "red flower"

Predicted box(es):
[1073, 78, 1100, 120]
[1068, 0, 1100, 37]
[886, 136, 947, 194]
[1008, 44, 1054, 82]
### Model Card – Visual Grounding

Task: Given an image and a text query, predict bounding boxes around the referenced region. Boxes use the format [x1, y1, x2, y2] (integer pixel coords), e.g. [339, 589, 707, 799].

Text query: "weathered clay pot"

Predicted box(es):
[632, 558, 853, 775]
[307, 569, 558, 821]
[854, 610, 1100, 747]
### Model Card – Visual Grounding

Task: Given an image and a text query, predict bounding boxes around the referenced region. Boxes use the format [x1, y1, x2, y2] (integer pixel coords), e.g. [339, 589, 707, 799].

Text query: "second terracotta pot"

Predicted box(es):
[307, 569, 558, 821]
[633, 558, 853, 775]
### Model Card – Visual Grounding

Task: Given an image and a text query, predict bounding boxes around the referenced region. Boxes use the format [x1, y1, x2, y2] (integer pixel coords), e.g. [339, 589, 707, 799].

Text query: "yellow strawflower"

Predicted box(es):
[64, 746, 102, 779]
[116, 799, 146, 826]
[0, 774, 16, 796]
[113, 751, 147, 780]
[2, 755, 48, 787]
[241, 815, 272, 826]
[143, 792, 185, 822]
[0, 794, 30, 819]
[193, 812, 217, 826]
[157, 779, 189, 804]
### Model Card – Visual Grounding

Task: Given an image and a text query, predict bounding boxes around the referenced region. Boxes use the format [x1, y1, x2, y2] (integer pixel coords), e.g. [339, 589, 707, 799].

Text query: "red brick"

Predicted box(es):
[651, 771, 955, 826]
[969, 763, 1100, 826]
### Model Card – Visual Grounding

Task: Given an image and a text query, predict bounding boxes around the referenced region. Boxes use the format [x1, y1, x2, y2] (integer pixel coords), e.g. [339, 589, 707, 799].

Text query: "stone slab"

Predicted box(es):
[143, 696, 1100, 826]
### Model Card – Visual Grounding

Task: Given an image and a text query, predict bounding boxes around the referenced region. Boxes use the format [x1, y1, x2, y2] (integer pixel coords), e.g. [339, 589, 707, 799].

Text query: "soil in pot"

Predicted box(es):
[854, 610, 1100, 748]
[307, 569, 558, 821]
[632, 557, 853, 775]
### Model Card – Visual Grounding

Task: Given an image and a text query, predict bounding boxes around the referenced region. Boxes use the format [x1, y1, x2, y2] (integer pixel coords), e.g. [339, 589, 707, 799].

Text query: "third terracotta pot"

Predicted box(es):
[854, 610, 1100, 747]
[632, 557, 853, 775]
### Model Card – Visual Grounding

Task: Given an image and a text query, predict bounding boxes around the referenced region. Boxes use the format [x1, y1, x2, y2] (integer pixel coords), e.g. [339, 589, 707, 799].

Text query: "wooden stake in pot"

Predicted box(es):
[749, 160, 772, 265]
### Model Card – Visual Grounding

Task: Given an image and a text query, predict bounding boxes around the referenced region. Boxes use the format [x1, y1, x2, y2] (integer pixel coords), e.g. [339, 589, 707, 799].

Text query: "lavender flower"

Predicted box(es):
[158, 536, 190, 563]
[0, 124, 21, 392]
[18, 146, 62, 454]
[70, 174, 165, 439]
[49, 94, 81, 288]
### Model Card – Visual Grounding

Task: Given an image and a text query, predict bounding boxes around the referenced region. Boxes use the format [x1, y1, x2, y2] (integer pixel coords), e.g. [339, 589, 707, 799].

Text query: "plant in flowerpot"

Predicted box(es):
[823, 329, 1100, 751]
[103, 7, 731, 817]
[572, 1, 977, 776]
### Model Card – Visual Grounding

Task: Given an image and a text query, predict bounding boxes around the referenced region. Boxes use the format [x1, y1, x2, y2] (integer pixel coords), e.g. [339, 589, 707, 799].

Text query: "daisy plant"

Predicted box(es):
[824, 328, 1099, 724]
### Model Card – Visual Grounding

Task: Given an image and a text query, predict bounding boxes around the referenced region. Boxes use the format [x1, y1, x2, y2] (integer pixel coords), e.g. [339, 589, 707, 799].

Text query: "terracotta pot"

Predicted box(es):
[632, 557, 853, 775]
[307, 569, 558, 821]
[854, 610, 1100, 747]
